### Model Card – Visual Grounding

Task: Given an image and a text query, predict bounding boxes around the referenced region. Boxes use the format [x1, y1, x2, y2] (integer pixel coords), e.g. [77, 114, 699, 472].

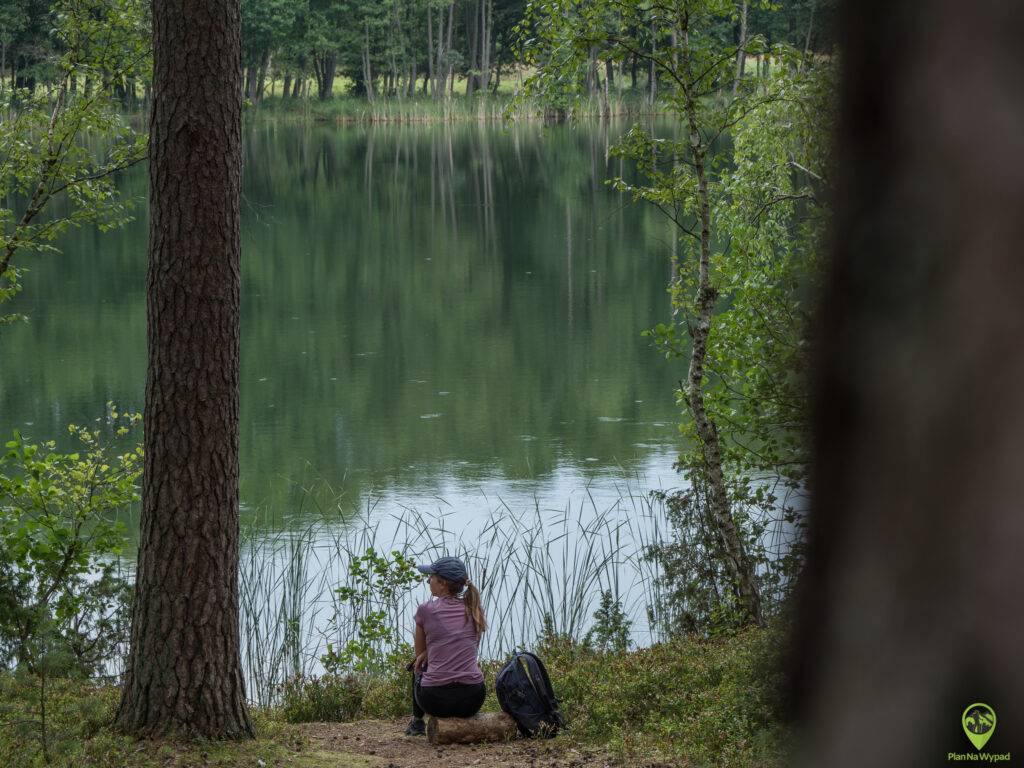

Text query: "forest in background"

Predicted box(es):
[0, 0, 834, 103]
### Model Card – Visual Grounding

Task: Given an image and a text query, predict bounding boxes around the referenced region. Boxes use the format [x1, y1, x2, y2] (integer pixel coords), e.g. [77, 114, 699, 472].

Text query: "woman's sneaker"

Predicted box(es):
[405, 717, 426, 736]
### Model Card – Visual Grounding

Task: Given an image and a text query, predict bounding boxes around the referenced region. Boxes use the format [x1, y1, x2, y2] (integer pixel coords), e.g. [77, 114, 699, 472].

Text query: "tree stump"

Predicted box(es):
[426, 712, 519, 744]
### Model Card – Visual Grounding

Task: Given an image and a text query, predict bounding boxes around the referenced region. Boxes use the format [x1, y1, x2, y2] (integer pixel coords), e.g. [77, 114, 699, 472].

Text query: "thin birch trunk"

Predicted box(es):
[733, 0, 748, 96]
[466, 0, 479, 95]
[256, 51, 269, 101]
[480, 0, 492, 93]
[801, 0, 817, 71]
[648, 21, 657, 106]
[679, 13, 764, 627]
[601, 58, 611, 118]
[363, 24, 375, 102]
[445, 0, 455, 99]
[427, 5, 435, 97]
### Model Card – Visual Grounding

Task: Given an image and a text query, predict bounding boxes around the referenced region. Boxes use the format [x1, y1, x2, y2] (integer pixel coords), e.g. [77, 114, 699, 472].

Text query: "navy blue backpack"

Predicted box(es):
[495, 651, 565, 738]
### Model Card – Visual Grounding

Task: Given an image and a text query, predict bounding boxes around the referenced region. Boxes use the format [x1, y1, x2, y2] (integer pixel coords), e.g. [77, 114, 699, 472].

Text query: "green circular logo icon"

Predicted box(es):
[962, 703, 996, 751]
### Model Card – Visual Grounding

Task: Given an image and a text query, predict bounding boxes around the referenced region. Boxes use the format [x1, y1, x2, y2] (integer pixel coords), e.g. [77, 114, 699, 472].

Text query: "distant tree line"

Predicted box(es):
[0, 0, 835, 103]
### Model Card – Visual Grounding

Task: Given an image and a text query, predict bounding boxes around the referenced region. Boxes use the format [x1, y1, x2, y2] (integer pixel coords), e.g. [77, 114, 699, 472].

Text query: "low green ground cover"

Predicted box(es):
[0, 628, 788, 767]
[280, 626, 791, 767]
[0, 673, 373, 768]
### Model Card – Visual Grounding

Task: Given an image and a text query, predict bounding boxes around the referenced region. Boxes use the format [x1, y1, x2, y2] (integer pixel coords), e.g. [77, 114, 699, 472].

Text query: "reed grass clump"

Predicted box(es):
[236, 486, 678, 706]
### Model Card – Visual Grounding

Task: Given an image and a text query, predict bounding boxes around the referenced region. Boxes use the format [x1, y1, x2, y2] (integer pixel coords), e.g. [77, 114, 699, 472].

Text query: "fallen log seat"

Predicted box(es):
[426, 712, 519, 744]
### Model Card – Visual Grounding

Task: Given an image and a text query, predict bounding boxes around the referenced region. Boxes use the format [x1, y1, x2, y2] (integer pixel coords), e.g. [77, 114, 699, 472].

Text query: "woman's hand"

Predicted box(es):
[413, 650, 428, 673]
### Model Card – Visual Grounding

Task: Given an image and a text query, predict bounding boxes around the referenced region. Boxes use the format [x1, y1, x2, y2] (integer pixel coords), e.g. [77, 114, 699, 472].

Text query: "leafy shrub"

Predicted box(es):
[359, 672, 409, 719]
[352, 648, 412, 720]
[584, 590, 632, 652]
[0, 407, 140, 677]
[646, 483, 804, 636]
[282, 645, 511, 723]
[0, 672, 123, 767]
[279, 674, 365, 723]
[322, 548, 419, 676]
[0, 408, 140, 764]
[536, 626, 789, 767]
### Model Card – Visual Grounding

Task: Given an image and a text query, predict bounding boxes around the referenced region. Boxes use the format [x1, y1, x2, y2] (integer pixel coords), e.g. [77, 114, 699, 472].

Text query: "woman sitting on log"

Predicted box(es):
[405, 556, 487, 736]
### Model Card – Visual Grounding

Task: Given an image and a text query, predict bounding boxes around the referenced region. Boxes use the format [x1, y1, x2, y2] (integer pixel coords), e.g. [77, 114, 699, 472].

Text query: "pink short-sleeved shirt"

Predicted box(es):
[414, 596, 484, 686]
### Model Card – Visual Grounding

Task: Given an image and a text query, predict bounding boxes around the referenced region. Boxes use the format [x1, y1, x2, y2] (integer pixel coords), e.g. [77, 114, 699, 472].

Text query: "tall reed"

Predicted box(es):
[235, 483, 675, 705]
[104, 477, 798, 705]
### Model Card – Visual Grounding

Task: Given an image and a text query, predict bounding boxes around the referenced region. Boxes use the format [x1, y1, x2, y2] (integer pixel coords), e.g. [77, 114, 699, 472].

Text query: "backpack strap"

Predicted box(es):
[518, 652, 563, 721]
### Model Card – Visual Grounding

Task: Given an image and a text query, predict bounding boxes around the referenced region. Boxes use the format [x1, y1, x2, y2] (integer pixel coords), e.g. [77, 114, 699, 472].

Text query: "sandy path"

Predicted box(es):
[302, 718, 624, 768]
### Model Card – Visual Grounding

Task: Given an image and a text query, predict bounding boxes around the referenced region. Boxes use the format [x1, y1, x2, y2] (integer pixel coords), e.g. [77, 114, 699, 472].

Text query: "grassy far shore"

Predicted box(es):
[239, 58, 781, 123]
[65, 60, 784, 125]
[0, 627, 790, 768]
[244, 89, 660, 124]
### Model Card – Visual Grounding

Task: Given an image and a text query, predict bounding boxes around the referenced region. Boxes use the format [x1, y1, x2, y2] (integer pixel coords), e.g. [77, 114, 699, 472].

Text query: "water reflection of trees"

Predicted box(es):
[1, 121, 682, 514]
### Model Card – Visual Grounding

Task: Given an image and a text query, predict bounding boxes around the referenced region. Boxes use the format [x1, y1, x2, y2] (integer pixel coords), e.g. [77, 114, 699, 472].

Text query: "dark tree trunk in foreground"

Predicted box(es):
[116, 0, 252, 740]
[791, 1, 1024, 762]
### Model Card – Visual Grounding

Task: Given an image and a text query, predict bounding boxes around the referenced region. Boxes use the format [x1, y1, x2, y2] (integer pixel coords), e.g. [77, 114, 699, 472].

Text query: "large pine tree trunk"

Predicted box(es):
[791, 0, 1024, 761]
[116, 0, 253, 740]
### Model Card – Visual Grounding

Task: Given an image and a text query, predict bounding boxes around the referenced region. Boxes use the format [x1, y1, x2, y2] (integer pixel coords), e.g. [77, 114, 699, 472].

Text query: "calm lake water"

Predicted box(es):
[2, 119, 704, 677]
[1, 119, 686, 526]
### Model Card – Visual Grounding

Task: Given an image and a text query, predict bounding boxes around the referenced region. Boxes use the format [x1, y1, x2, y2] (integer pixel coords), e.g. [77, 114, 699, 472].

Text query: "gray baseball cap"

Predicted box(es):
[417, 556, 468, 583]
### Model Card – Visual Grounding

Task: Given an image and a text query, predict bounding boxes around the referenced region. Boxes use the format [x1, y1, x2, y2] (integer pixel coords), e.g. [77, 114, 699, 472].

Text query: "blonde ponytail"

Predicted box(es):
[463, 581, 487, 636]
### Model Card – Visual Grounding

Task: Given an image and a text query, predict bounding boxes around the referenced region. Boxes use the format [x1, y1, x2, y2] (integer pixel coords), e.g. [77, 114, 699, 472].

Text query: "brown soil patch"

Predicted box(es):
[302, 718, 621, 768]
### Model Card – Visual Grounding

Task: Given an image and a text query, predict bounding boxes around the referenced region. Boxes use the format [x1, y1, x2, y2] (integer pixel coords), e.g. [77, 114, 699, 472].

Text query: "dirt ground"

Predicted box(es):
[302, 718, 627, 768]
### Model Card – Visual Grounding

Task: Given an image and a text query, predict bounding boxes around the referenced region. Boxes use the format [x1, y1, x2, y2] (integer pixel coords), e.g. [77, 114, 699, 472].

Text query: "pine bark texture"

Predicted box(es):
[791, 0, 1024, 762]
[116, 0, 252, 739]
[426, 713, 519, 744]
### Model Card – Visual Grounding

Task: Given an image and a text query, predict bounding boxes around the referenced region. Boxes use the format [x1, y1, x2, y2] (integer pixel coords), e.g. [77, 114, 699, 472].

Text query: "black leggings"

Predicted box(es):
[411, 672, 486, 719]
